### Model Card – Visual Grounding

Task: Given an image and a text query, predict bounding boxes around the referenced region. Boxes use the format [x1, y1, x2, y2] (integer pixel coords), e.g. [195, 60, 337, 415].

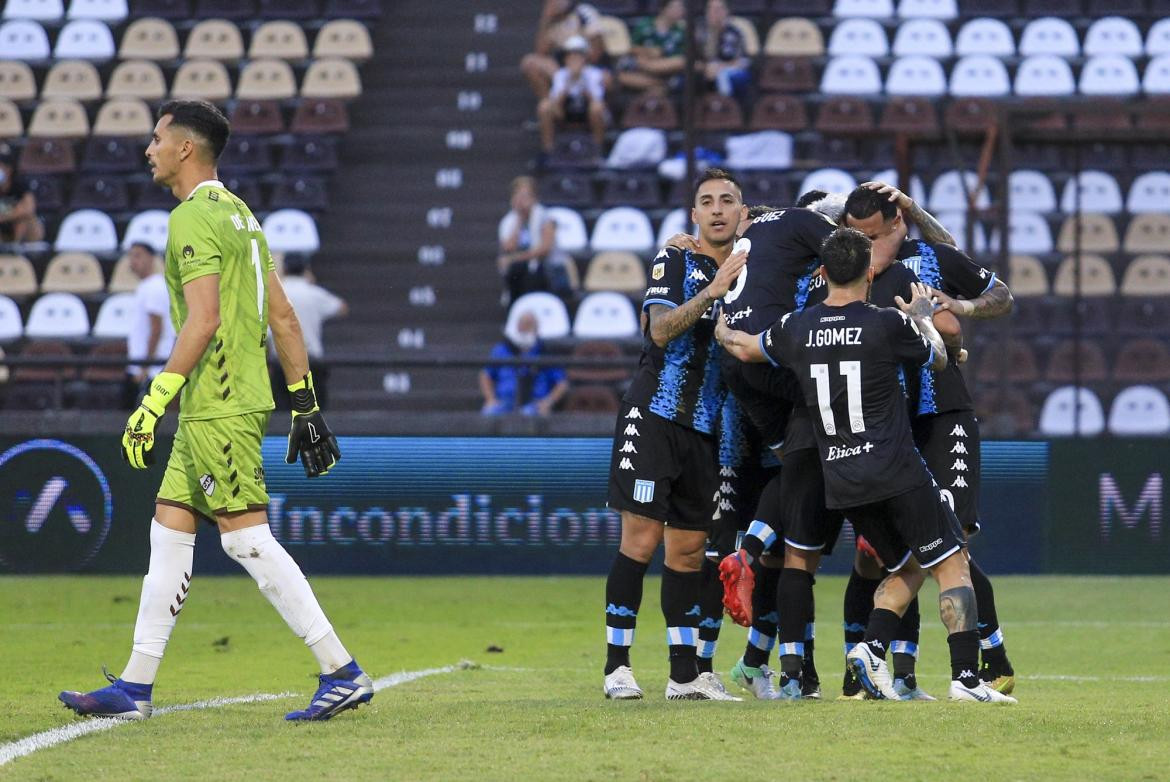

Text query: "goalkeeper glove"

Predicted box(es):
[122, 371, 185, 469]
[285, 372, 340, 478]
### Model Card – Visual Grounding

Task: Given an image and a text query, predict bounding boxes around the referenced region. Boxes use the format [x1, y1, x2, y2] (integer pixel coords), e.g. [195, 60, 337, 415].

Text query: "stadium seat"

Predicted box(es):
[695, 93, 743, 131]
[0, 295, 22, 341]
[1044, 338, 1108, 383]
[291, 97, 350, 134]
[620, 93, 677, 130]
[323, 0, 381, 19]
[0, 62, 37, 102]
[121, 210, 169, 252]
[40, 252, 104, 294]
[17, 138, 75, 174]
[42, 60, 103, 101]
[749, 94, 808, 132]
[263, 209, 319, 253]
[28, 98, 89, 138]
[885, 56, 947, 96]
[257, 0, 315, 19]
[1015, 56, 1075, 96]
[591, 207, 654, 254]
[282, 135, 338, 172]
[1123, 214, 1170, 254]
[117, 17, 179, 60]
[80, 338, 128, 387]
[107, 252, 140, 293]
[878, 97, 938, 136]
[820, 56, 882, 95]
[1008, 254, 1049, 296]
[974, 338, 1039, 384]
[171, 59, 233, 101]
[0, 98, 23, 140]
[891, 18, 952, 57]
[540, 172, 591, 209]
[758, 57, 817, 93]
[1018, 17, 1079, 57]
[1121, 255, 1170, 296]
[1008, 211, 1054, 254]
[194, 0, 255, 20]
[562, 385, 621, 414]
[229, 99, 285, 135]
[600, 172, 660, 209]
[1060, 172, 1123, 215]
[799, 168, 857, 198]
[726, 130, 793, 170]
[948, 55, 1010, 97]
[944, 97, 997, 135]
[954, 17, 1014, 57]
[8, 339, 76, 387]
[867, 168, 925, 205]
[833, 0, 894, 16]
[573, 291, 639, 339]
[828, 19, 889, 57]
[250, 20, 309, 61]
[131, 0, 192, 17]
[1084, 16, 1142, 57]
[763, 17, 824, 57]
[897, 0, 956, 16]
[583, 251, 646, 294]
[1053, 254, 1117, 296]
[301, 58, 362, 99]
[596, 15, 630, 58]
[1117, 296, 1170, 334]
[25, 175, 64, 211]
[729, 15, 759, 57]
[3, 0, 64, 21]
[566, 340, 628, 384]
[0, 20, 51, 60]
[91, 291, 136, 337]
[54, 19, 116, 60]
[92, 97, 152, 136]
[1148, 19, 1170, 57]
[1008, 170, 1056, 213]
[928, 170, 990, 211]
[236, 58, 297, 100]
[313, 19, 373, 62]
[606, 127, 667, 169]
[0, 254, 38, 297]
[67, 0, 127, 20]
[1107, 385, 1170, 435]
[655, 208, 692, 250]
[54, 210, 118, 255]
[507, 292, 570, 340]
[1038, 386, 1105, 436]
[546, 206, 589, 255]
[1126, 172, 1170, 214]
[935, 210, 989, 253]
[815, 97, 873, 134]
[1079, 55, 1140, 96]
[1113, 339, 1170, 384]
[105, 60, 166, 100]
[71, 174, 130, 211]
[25, 292, 90, 337]
[185, 18, 244, 61]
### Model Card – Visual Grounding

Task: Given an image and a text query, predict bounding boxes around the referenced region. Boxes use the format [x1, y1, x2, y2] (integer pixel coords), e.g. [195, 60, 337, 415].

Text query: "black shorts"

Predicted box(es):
[913, 410, 981, 535]
[607, 402, 718, 531]
[720, 352, 797, 451]
[779, 446, 845, 557]
[844, 482, 966, 572]
[781, 404, 817, 456]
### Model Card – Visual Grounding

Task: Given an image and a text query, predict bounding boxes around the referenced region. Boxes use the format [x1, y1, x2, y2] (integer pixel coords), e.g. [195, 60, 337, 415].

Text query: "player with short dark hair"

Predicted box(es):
[717, 227, 1016, 704]
[602, 168, 747, 701]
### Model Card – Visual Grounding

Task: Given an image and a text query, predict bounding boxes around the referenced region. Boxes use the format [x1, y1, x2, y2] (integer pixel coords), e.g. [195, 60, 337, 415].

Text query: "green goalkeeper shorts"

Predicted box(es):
[157, 411, 272, 521]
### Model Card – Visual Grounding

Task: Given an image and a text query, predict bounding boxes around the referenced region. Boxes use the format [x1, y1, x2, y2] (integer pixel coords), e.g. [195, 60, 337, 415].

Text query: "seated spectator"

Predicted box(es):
[497, 176, 572, 302]
[696, 0, 749, 101]
[0, 145, 44, 244]
[479, 311, 569, 416]
[124, 241, 176, 408]
[617, 0, 687, 94]
[538, 35, 608, 156]
[521, 0, 606, 99]
[269, 252, 348, 410]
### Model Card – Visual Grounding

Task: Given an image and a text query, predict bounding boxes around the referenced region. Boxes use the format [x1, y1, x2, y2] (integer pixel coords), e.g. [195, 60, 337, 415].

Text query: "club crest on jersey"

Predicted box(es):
[199, 473, 216, 497]
[633, 479, 655, 503]
[652, 262, 665, 280]
[182, 245, 194, 259]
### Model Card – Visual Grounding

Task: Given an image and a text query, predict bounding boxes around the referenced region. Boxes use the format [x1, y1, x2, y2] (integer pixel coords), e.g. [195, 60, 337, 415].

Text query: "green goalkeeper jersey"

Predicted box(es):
[164, 179, 276, 421]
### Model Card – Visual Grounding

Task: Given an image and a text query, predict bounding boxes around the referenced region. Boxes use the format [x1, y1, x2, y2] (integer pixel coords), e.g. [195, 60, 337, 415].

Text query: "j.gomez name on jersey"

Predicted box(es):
[804, 327, 863, 347]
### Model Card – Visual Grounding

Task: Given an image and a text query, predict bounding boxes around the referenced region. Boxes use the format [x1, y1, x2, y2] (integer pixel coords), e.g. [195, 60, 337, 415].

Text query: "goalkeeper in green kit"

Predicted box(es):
[59, 100, 372, 722]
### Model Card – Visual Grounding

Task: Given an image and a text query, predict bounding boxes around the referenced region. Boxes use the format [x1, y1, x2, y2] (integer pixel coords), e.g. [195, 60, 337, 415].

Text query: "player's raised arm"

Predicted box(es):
[647, 246, 746, 348]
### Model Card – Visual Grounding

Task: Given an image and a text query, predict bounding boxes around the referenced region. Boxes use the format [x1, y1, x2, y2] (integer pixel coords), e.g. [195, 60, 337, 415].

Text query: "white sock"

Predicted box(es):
[121, 520, 195, 685]
[220, 524, 351, 674]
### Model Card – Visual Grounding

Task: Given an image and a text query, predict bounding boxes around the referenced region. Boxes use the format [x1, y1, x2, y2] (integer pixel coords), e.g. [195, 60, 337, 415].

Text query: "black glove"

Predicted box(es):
[284, 372, 341, 478]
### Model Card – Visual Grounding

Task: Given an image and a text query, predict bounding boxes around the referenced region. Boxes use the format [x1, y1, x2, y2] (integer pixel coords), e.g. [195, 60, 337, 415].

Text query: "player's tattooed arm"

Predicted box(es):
[939, 586, 977, 633]
[932, 279, 1014, 320]
[895, 282, 948, 372]
[859, 180, 957, 246]
[648, 248, 748, 348]
[714, 315, 766, 363]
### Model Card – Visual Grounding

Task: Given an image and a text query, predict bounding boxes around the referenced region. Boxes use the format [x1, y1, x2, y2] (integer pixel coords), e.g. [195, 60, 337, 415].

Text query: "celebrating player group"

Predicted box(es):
[603, 166, 1018, 704]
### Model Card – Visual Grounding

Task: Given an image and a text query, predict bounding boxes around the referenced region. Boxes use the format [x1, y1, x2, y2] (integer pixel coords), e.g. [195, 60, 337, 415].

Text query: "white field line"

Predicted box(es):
[0, 663, 469, 769]
[1021, 674, 1170, 683]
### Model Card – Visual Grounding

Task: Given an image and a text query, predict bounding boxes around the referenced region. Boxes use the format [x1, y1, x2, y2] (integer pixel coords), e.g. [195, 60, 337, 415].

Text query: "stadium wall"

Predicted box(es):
[0, 436, 1164, 576]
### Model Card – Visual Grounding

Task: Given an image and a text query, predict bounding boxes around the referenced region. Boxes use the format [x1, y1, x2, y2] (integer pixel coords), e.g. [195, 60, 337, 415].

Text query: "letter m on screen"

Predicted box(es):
[1099, 473, 1162, 543]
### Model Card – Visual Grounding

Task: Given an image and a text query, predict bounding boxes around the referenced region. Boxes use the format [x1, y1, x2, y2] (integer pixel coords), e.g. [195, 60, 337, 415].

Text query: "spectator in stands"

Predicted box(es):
[695, 0, 749, 101]
[479, 310, 569, 416]
[617, 0, 688, 94]
[522, 0, 606, 99]
[538, 35, 608, 158]
[124, 241, 175, 409]
[0, 145, 44, 244]
[498, 176, 571, 303]
[270, 253, 348, 410]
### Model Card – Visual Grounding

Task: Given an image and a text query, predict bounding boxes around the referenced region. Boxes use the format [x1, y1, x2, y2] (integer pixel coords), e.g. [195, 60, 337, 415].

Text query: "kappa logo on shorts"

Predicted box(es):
[919, 537, 944, 552]
[623, 423, 641, 437]
[619, 458, 634, 471]
[951, 459, 968, 472]
[625, 407, 642, 419]
[199, 473, 216, 497]
[633, 479, 655, 503]
[950, 442, 968, 454]
[719, 465, 737, 478]
[952, 476, 968, 488]
[619, 441, 637, 454]
[719, 481, 735, 495]
[949, 424, 968, 437]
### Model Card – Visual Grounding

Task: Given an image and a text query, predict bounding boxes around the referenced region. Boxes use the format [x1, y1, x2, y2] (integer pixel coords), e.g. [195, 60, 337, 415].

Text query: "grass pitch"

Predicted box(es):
[1, 575, 1168, 781]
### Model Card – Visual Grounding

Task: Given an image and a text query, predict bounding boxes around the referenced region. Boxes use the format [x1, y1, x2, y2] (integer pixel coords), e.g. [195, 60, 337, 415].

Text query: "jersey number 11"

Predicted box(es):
[810, 361, 865, 435]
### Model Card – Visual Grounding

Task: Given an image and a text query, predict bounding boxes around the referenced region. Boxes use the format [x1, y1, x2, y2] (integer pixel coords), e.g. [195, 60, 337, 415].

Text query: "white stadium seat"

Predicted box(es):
[1108, 385, 1170, 436]
[1079, 55, 1139, 96]
[820, 56, 882, 95]
[0, 19, 51, 60]
[121, 209, 169, 252]
[891, 18, 952, 57]
[572, 291, 639, 339]
[1038, 386, 1105, 436]
[54, 209, 118, 254]
[1060, 171, 1123, 215]
[827, 19, 888, 57]
[605, 127, 666, 169]
[25, 292, 90, 338]
[1142, 55, 1170, 95]
[928, 170, 990, 212]
[262, 209, 320, 253]
[1019, 17, 1079, 58]
[869, 168, 926, 206]
[546, 206, 589, 254]
[591, 207, 654, 254]
[725, 130, 793, 170]
[507, 292, 570, 340]
[656, 208, 693, 250]
[1007, 211, 1054, 255]
[1126, 172, 1170, 214]
[67, 0, 128, 21]
[1009, 170, 1057, 213]
[1083, 16, 1142, 58]
[0, 295, 22, 341]
[885, 56, 947, 96]
[949, 55, 1011, 97]
[53, 19, 116, 60]
[91, 292, 136, 338]
[896, 0, 956, 18]
[935, 210, 989, 254]
[1147, 19, 1170, 57]
[833, 0, 894, 17]
[1015, 55, 1075, 96]
[3, 0, 64, 21]
[799, 168, 857, 199]
[955, 18, 1014, 57]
